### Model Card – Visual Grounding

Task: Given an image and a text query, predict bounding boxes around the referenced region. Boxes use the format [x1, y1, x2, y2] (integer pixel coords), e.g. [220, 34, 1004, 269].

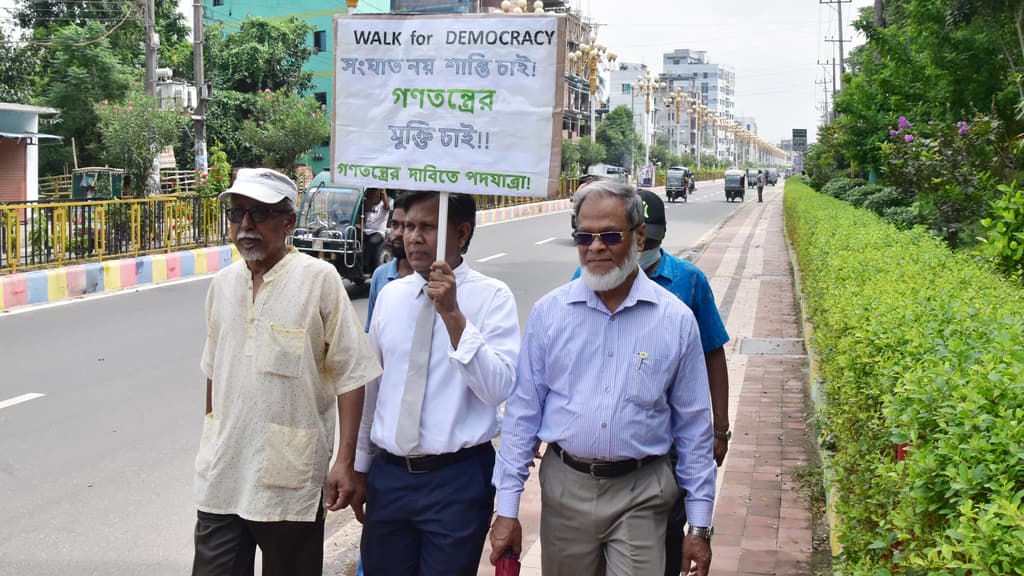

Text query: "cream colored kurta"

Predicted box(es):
[196, 248, 382, 522]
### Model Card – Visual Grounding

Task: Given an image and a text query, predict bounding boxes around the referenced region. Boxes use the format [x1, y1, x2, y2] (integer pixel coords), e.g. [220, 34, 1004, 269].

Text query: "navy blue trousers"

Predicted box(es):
[360, 445, 496, 576]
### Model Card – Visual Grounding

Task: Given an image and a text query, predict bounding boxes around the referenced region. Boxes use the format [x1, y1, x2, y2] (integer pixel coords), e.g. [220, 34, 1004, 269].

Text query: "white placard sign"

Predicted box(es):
[331, 14, 565, 198]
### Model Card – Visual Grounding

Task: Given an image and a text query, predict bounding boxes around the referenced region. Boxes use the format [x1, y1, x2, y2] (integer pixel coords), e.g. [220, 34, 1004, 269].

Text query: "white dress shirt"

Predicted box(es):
[356, 261, 520, 472]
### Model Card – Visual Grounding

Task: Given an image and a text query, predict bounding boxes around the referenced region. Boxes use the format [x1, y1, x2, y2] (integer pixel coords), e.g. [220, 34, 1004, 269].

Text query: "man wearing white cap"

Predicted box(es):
[192, 168, 382, 576]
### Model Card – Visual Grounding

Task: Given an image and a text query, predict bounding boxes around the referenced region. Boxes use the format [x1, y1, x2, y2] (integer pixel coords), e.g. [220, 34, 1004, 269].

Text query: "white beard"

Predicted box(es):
[580, 242, 639, 292]
[235, 230, 266, 262]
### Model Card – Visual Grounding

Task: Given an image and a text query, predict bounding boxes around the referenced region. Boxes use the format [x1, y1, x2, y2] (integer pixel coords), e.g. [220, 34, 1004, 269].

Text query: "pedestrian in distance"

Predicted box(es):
[756, 170, 766, 203]
[365, 191, 414, 332]
[490, 181, 716, 576]
[191, 168, 382, 576]
[361, 188, 390, 271]
[356, 191, 521, 576]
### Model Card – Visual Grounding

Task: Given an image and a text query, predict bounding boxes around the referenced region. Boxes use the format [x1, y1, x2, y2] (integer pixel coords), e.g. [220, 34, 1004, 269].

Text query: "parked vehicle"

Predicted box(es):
[587, 163, 628, 182]
[725, 169, 746, 202]
[665, 166, 692, 203]
[766, 168, 779, 186]
[745, 168, 759, 188]
[289, 179, 392, 285]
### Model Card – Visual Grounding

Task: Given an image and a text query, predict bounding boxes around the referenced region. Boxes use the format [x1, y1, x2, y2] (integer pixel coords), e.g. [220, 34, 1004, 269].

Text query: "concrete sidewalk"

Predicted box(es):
[477, 184, 823, 575]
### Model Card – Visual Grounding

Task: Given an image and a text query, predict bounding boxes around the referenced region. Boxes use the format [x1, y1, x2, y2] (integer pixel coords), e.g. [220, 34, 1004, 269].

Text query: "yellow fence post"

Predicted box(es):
[95, 203, 106, 257]
[53, 207, 66, 266]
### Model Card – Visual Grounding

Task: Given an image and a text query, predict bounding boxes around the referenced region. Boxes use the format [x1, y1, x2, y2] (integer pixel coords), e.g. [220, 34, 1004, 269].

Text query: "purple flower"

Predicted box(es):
[957, 121, 969, 136]
[905, 134, 915, 143]
[928, 120, 935, 125]
[890, 129, 899, 137]
[898, 116, 912, 129]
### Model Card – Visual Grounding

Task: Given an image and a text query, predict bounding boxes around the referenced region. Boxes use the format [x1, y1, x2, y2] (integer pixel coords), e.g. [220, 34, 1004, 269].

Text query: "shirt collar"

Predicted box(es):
[257, 246, 298, 283]
[648, 248, 672, 281]
[385, 258, 401, 280]
[567, 266, 661, 312]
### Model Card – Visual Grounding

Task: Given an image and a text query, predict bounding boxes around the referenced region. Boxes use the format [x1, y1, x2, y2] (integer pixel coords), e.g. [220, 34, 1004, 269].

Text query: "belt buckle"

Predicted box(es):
[589, 462, 604, 479]
[405, 457, 427, 474]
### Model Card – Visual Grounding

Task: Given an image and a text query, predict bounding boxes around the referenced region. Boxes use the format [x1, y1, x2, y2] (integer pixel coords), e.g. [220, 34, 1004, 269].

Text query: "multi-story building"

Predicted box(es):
[606, 62, 648, 152]
[659, 48, 736, 162]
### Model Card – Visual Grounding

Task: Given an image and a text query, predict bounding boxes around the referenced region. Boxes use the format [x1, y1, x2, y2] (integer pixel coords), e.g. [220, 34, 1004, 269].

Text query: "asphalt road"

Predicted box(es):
[0, 182, 740, 575]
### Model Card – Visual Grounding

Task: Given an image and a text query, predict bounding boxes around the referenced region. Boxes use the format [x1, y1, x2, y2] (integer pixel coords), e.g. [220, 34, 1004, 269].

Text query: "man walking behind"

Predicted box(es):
[490, 181, 716, 576]
[365, 192, 413, 331]
[192, 168, 381, 576]
[356, 191, 520, 576]
[756, 170, 766, 203]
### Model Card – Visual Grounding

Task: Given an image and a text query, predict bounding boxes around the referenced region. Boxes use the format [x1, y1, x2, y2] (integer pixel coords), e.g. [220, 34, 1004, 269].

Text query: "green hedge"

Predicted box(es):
[784, 178, 1024, 575]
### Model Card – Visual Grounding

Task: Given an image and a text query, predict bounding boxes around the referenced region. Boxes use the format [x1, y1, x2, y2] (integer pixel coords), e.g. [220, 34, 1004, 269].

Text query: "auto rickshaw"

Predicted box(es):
[289, 179, 393, 285]
[724, 169, 746, 202]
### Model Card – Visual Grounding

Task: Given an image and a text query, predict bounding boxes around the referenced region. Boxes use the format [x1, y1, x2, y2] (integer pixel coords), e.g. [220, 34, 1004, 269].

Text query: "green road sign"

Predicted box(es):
[793, 128, 807, 152]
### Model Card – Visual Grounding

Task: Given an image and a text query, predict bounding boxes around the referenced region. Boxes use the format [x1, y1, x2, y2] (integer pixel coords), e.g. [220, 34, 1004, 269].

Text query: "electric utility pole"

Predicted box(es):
[820, 0, 851, 91]
[193, 0, 208, 173]
[141, 0, 157, 95]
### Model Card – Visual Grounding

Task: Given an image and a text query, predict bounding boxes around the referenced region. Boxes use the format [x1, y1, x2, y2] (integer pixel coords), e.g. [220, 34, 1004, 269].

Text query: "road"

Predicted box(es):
[0, 182, 741, 575]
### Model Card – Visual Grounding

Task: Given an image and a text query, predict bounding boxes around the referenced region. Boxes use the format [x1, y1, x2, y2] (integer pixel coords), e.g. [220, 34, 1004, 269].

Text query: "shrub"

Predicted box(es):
[784, 178, 1024, 575]
[820, 176, 867, 200]
[977, 181, 1024, 282]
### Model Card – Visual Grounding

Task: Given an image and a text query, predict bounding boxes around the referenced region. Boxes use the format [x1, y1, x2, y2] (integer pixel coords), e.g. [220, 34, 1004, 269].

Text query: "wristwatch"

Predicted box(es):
[714, 429, 732, 442]
[688, 525, 714, 541]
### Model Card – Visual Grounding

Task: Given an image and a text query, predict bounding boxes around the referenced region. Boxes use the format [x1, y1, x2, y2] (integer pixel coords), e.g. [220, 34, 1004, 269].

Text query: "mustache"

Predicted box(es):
[236, 231, 263, 241]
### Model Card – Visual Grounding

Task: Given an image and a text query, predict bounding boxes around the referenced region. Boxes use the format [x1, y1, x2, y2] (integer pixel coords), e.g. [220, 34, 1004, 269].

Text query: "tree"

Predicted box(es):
[95, 88, 188, 195]
[575, 138, 606, 172]
[238, 89, 329, 176]
[596, 105, 635, 167]
[561, 139, 581, 174]
[0, 28, 39, 103]
[36, 22, 133, 174]
[205, 18, 314, 94]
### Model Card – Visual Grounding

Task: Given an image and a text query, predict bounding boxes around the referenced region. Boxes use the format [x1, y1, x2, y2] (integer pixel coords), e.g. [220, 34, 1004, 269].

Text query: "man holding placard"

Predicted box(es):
[355, 191, 520, 575]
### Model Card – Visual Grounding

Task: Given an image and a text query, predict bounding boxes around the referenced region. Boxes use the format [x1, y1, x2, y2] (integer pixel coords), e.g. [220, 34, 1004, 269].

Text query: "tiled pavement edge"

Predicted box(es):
[478, 184, 821, 575]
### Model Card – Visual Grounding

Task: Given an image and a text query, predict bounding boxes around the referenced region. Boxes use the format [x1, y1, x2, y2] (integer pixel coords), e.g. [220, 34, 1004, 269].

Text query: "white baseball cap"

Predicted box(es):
[219, 168, 298, 205]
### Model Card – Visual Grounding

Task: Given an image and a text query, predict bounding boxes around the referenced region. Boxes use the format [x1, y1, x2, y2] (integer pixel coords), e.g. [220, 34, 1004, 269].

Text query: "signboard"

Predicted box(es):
[331, 14, 566, 198]
[792, 128, 807, 152]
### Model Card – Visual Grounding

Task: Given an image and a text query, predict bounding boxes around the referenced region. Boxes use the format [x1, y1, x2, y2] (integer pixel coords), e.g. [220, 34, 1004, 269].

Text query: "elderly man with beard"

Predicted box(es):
[192, 168, 381, 576]
[365, 192, 414, 332]
[489, 181, 717, 576]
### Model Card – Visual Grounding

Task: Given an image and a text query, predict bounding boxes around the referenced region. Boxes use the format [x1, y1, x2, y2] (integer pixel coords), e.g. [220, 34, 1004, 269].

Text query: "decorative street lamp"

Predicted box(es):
[500, 0, 545, 13]
[663, 88, 685, 160]
[688, 96, 707, 170]
[568, 32, 616, 143]
[632, 70, 667, 168]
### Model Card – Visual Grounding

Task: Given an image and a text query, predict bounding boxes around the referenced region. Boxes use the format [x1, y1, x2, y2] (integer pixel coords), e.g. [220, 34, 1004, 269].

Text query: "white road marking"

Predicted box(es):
[477, 252, 508, 263]
[0, 393, 45, 410]
[535, 237, 557, 245]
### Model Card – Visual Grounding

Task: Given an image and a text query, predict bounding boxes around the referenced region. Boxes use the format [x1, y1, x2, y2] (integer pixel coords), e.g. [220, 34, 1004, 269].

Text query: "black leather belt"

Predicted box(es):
[550, 443, 663, 479]
[383, 442, 491, 474]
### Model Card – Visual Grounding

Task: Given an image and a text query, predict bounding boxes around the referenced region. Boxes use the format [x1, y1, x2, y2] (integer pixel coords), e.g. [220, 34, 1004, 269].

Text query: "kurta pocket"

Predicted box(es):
[194, 413, 220, 477]
[258, 423, 317, 489]
[261, 324, 306, 378]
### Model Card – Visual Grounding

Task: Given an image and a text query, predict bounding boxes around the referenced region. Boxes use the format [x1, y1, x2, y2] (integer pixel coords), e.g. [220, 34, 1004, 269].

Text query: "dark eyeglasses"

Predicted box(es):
[572, 224, 639, 246]
[225, 207, 290, 224]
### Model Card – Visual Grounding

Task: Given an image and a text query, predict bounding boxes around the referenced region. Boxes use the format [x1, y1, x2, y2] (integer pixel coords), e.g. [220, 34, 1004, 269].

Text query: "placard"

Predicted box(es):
[331, 14, 565, 198]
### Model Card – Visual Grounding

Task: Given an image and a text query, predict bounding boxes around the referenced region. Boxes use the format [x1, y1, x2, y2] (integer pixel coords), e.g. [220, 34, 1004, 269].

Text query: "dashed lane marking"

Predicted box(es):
[477, 252, 508, 263]
[0, 393, 45, 411]
[535, 237, 557, 245]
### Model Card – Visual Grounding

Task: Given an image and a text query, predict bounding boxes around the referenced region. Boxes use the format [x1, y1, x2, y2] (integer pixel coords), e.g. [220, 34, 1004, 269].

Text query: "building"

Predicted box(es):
[659, 48, 736, 162]
[0, 103, 60, 206]
[606, 62, 648, 166]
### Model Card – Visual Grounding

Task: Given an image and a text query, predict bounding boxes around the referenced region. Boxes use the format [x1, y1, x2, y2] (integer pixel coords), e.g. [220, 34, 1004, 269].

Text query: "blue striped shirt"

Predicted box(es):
[494, 271, 716, 526]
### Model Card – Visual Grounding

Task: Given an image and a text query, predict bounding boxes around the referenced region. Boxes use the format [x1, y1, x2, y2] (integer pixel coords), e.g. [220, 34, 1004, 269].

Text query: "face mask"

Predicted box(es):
[637, 247, 661, 271]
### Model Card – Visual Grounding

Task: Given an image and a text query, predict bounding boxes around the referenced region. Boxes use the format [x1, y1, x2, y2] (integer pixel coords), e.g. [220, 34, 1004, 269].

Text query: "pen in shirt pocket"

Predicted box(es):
[637, 351, 648, 371]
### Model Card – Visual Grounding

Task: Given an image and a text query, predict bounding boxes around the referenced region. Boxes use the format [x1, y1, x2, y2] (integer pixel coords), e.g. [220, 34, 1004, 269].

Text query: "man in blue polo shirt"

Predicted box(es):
[365, 193, 413, 332]
[571, 187, 730, 576]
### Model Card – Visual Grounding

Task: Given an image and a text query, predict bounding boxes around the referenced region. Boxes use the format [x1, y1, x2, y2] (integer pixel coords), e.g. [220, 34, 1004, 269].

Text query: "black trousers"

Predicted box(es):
[191, 503, 326, 576]
[664, 492, 687, 576]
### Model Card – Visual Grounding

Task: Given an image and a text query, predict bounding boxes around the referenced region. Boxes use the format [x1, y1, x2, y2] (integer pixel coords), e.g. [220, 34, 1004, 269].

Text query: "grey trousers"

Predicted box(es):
[539, 448, 680, 576]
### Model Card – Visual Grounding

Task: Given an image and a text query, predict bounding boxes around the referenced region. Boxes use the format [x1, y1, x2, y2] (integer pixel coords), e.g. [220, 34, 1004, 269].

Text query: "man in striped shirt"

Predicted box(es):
[489, 181, 716, 576]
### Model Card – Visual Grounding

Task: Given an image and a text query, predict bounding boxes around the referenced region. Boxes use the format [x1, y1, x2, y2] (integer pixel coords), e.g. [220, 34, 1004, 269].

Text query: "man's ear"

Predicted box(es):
[455, 221, 472, 252]
[635, 222, 647, 251]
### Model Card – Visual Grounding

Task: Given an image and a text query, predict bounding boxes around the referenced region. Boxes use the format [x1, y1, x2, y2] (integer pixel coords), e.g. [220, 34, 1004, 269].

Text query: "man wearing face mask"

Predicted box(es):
[570, 188, 730, 576]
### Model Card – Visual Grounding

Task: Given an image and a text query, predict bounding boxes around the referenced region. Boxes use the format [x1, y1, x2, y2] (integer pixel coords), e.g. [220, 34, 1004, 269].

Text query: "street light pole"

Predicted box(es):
[569, 32, 617, 143]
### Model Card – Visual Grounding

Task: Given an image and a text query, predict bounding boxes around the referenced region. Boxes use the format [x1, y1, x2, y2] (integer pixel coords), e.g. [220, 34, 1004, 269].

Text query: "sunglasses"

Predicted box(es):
[572, 225, 639, 246]
[225, 207, 290, 224]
